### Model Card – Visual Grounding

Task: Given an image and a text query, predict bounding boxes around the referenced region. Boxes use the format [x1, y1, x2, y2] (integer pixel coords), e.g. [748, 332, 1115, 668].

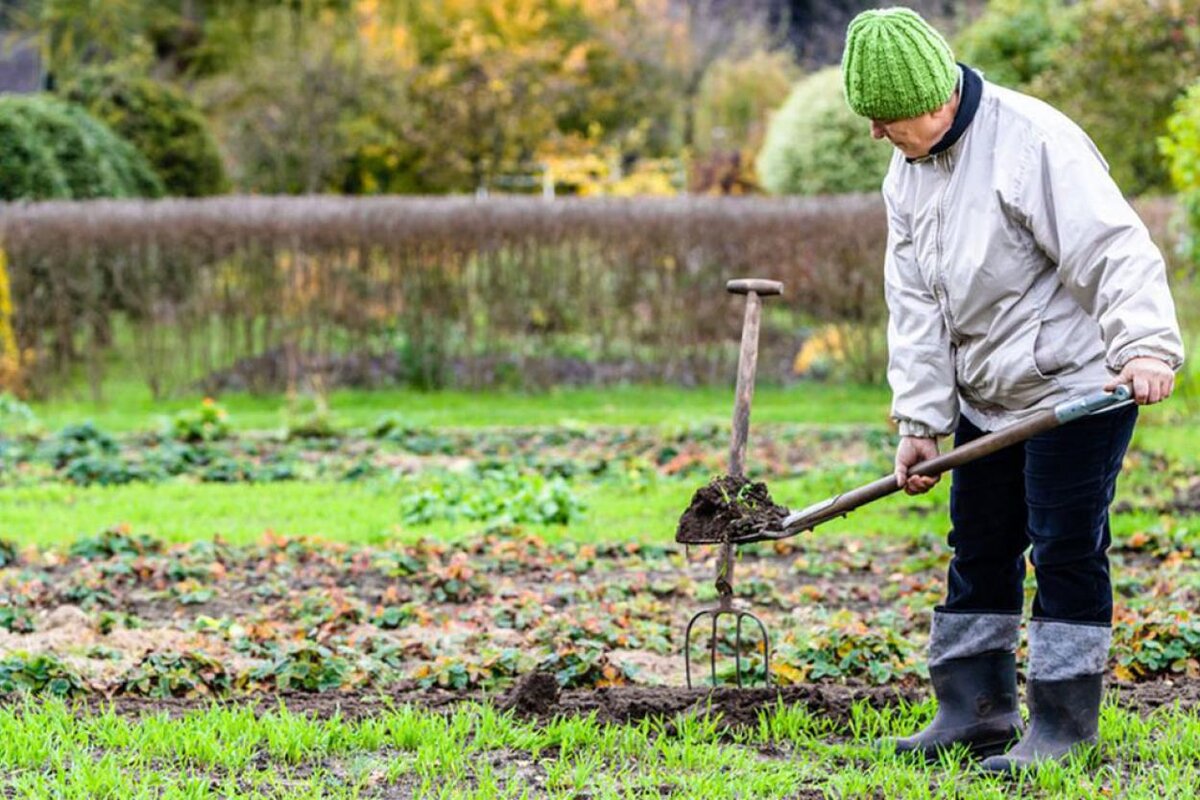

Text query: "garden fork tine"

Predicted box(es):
[684, 278, 782, 689]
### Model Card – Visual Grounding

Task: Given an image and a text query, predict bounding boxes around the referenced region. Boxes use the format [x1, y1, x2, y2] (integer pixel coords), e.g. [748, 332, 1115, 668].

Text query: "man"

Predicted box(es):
[840, 7, 1184, 772]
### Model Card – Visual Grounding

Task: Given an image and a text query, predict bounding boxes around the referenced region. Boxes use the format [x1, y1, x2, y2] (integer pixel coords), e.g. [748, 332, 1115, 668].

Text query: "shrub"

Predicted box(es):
[0, 101, 70, 201]
[62, 66, 227, 197]
[0, 95, 162, 200]
[1160, 81, 1200, 269]
[954, 0, 1079, 89]
[755, 67, 893, 196]
[0, 195, 891, 398]
[57, 103, 164, 199]
[1030, 0, 1200, 196]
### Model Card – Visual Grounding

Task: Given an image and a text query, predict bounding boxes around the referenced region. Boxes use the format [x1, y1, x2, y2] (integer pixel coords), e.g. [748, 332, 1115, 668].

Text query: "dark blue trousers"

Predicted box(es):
[941, 404, 1137, 624]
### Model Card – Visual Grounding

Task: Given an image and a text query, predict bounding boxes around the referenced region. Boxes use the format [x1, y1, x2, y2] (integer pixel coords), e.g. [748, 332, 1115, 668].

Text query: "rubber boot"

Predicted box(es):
[883, 650, 1023, 759]
[878, 610, 1023, 759]
[980, 619, 1109, 773]
[979, 673, 1102, 772]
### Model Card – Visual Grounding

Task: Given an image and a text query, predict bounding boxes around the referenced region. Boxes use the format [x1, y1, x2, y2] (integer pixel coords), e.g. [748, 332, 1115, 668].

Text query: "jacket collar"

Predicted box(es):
[906, 64, 982, 165]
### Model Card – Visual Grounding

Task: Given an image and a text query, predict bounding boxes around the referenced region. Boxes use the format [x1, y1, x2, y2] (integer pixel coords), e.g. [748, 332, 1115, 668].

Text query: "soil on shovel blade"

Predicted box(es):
[676, 475, 791, 544]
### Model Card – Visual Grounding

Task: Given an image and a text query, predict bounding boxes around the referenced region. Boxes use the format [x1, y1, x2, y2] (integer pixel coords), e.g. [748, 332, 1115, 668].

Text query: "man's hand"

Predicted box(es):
[1104, 356, 1175, 405]
[895, 436, 940, 495]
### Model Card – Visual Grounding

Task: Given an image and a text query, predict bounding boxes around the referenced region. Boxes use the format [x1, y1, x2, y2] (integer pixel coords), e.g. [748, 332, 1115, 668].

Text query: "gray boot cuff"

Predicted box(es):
[928, 610, 1021, 668]
[1029, 619, 1111, 681]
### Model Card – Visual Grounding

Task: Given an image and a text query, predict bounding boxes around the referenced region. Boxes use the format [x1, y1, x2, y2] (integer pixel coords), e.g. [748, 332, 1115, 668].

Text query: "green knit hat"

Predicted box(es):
[842, 7, 958, 120]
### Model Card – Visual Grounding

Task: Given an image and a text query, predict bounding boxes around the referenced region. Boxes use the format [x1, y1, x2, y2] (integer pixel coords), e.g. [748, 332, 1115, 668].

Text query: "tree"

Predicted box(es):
[1030, 0, 1200, 196]
[954, 0, 1078, 88]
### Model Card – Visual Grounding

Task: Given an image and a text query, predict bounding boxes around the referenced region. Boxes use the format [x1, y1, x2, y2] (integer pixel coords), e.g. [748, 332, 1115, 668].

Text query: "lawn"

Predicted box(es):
[1, 383, 1198, 798]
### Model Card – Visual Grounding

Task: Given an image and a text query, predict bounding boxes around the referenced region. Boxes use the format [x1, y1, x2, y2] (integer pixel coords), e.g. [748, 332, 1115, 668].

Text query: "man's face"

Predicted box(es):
[869, 98, 957, 159]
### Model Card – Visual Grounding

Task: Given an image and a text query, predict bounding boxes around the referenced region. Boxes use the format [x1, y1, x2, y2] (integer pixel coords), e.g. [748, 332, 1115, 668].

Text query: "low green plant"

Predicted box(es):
[0, 605, 35, 633]
[0, 393, 41, 439]
[68, 526, 164, 560]
[412, 649, 528, 691]
[537, 645, 634, 689]
[250, 643, 352, 693]
[40, 421, 118, 468]
[168, 398, 231, 443]
[117, 649, 234, 698]
[0, 652, 87, 696]
[772, 611, 920, 686]
[0, 539, 17, 567]
[399, 467, 585, 527]
[1113, 609, 1200, 681]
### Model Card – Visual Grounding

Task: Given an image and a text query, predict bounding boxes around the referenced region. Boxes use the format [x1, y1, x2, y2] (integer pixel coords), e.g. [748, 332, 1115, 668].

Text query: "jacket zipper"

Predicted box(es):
[933, 154, 961, 343]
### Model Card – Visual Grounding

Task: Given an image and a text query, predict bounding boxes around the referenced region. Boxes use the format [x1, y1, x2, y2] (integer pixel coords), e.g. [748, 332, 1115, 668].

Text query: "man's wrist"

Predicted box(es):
[897, 420, 940, 438]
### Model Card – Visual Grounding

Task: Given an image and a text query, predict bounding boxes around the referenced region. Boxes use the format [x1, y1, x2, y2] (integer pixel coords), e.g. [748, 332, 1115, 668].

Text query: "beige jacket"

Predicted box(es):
[883, 74, 1185, 436]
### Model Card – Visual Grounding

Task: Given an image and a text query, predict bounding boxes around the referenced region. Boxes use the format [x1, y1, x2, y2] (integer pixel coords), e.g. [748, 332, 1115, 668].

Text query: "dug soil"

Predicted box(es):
[676, 475, 791, 544]
[71, 679, 919, 731]
[63, 675, 1200, 730]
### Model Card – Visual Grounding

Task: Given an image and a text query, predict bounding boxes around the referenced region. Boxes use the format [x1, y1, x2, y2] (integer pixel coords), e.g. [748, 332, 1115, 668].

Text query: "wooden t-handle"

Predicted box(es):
[727, 279, 784, 297]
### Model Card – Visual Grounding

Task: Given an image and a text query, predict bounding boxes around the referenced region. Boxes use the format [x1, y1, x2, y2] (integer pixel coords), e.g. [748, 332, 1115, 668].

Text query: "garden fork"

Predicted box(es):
[683, 278, 783, 689]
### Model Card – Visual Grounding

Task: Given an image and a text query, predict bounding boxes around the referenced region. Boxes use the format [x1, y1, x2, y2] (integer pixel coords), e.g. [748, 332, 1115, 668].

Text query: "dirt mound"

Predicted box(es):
[59, 681, 920, 731]
[499, 671, 561, 716]
[39, 677, 1200, 731]
[676, 475, 791, 544]
[546, 683, 922, 729]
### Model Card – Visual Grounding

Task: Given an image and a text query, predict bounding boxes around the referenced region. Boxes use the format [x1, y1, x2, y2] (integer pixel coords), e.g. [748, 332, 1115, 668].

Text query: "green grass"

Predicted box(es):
[7, 381, 1200, 797]
[0, 696, 1197, 798]
[29, 381, 895, 434]
[0, 464, 1192, 550]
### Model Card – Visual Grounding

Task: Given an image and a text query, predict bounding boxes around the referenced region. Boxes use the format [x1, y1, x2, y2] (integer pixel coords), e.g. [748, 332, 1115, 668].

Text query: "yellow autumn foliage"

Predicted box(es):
[0, 246, 26, 395]
[793, 325, 847, 377]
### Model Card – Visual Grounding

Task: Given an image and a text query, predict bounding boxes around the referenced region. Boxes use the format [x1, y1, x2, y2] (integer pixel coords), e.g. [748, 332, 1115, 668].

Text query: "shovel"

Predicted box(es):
[722, 384, 1133, 545]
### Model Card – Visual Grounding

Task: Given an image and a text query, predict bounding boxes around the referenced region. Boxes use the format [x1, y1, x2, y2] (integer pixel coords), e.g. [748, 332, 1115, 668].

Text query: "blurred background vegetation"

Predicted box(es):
[0, 0, 1197, 417]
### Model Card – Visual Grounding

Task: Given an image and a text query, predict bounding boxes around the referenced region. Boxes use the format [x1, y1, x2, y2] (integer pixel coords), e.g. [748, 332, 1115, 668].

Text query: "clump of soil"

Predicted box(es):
[676, 475, 790, 544]
[498, 671, 561, 716]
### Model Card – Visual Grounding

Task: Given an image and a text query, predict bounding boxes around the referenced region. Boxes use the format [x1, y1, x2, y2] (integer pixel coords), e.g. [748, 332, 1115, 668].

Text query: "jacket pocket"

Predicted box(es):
[1033, 297, 1105, 381]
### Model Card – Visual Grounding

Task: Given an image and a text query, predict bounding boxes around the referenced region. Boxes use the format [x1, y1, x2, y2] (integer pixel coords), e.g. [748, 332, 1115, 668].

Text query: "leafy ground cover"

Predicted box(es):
[1, 392, 1198, 797]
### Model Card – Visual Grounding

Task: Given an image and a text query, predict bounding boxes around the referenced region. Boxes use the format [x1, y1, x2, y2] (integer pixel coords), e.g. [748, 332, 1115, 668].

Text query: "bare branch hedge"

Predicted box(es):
[0, 194, 1180, 399]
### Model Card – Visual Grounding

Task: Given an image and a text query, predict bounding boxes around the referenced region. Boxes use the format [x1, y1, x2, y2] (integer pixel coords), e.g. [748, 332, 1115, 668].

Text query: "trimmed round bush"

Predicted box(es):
[62, 66, 227, 197]
[755, 67, 893, 196]
[0, 99, 70, 202]
[0, 95, 163, 200]
[58, 103, 165, 199]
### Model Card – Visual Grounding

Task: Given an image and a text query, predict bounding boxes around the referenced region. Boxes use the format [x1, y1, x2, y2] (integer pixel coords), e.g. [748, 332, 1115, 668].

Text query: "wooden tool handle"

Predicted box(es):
[727, 279, 784, 296]
[728, 292, 762, 478]
[754, 386, 1133, 541]
[726, 279, 785, 476]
